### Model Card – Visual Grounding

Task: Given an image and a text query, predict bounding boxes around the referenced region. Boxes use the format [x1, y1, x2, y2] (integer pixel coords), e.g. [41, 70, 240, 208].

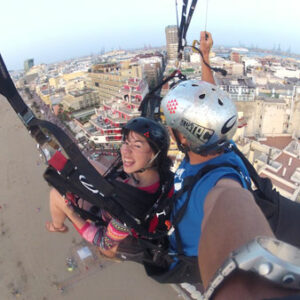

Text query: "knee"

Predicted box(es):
[50, 188, 64, 205]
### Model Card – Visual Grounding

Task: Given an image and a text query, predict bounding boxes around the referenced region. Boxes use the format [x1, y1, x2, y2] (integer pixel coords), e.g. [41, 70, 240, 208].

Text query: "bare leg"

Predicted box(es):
[48, 188, 85, 230]
[48, 188, 118, 258]
[49, 188, 69, 229]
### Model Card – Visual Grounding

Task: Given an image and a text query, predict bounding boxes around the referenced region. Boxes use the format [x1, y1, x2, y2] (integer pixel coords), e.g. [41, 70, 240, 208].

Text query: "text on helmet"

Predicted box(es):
[180, 118, 214, 143]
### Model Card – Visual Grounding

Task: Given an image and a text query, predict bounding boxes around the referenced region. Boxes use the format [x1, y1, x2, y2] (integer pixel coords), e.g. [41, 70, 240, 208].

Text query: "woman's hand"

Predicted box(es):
[99, 245, 119, 258]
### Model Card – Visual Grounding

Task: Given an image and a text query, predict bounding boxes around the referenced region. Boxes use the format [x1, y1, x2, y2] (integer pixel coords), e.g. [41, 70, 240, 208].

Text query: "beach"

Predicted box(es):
[0, 96, 182, 300]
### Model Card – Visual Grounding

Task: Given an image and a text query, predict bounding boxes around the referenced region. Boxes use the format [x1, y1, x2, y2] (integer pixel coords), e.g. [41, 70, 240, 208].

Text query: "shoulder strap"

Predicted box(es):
[230, 144, 263, 190]
[143, 171, 175, 220]
[173, 162, 240, 225]
[172, 162, 241, 255]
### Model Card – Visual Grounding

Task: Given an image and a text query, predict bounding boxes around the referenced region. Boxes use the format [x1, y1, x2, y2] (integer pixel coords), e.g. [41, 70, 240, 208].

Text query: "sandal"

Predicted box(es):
[45, 221, 69, 233]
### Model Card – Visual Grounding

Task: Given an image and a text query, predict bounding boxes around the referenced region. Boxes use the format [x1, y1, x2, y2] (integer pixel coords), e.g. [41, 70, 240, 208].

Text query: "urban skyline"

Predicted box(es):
[1, 0, 300, 70]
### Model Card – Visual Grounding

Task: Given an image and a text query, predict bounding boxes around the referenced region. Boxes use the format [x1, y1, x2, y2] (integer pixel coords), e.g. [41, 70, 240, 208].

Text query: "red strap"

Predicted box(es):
[148, 215, 159, 233]
[76, 222, 90, 235]
[48, 151, 68, 171]
[167, 187, 174, 198]
[66, 192, 77, 206]
[131, 228, 139, 238]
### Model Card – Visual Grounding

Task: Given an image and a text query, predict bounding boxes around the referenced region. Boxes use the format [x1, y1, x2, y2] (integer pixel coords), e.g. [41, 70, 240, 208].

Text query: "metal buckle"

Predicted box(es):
[18, 109, 35, 126]
[167, 226, 175, 236]
[156, 210, 166, 217]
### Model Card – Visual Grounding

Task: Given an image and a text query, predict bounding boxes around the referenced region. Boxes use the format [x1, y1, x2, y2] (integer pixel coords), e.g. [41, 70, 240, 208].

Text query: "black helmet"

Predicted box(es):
[122, 117, 170, 156]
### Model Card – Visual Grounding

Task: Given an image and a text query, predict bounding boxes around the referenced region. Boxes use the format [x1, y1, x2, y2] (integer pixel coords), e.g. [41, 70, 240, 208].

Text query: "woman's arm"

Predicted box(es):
[78, 217, 130, 258]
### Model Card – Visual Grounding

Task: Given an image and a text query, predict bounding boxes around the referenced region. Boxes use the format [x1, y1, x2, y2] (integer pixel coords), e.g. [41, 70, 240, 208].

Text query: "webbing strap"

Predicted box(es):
[172, 162, 241, 255]
[182, 0, 198, 45]
[230, 145, 262, 190]
[139, 70, 186, 119]
[30, 118, 115, 197]
[177, 0, 188, 58]
[177, 0, 198, 59]
[0, 54, 29, 115]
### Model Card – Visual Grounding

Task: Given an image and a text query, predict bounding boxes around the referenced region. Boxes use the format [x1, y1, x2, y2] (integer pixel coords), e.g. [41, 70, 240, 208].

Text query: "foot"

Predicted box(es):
[45, 221, 68, 233]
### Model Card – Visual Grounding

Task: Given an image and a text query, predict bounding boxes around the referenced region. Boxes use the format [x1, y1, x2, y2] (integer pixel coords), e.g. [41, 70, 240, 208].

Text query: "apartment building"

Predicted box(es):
[61, 88, 100, 111]
[88, 71, 125, 104]
[24, 58, 34, 73]
[216, 77, 256, 101]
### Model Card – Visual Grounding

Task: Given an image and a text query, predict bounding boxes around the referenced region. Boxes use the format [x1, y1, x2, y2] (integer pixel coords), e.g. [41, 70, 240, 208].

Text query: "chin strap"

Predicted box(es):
[134, 151, 161, 174]
[130, 174, 140, 185]
[171, 129, 190, 154]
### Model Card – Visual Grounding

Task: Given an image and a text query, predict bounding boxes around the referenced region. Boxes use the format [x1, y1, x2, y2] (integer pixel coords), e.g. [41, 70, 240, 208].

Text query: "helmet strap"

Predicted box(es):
[134, 150, 160, 173]
[130, 174, 140, 185]
[171, 129, 190, 153]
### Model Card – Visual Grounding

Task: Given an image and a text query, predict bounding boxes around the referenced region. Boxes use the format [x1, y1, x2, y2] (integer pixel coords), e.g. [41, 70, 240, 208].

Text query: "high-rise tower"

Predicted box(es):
[165, 25, 178, 62]
[24, 59, 34, 73]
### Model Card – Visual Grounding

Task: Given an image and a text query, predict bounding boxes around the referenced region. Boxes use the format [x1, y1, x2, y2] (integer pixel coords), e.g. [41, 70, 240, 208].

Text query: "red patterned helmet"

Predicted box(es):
[161, 79, 237, 154]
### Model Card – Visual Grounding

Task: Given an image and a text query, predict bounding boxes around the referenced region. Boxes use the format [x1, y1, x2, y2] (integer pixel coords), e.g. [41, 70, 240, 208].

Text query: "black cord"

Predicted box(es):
[191, 45, 227, 76]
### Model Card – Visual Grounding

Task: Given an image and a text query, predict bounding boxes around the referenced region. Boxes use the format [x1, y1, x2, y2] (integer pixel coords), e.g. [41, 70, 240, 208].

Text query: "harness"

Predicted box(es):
[0, 0, 203, 282]
[0, 53, 174, 241]
[142, 144, 300, 283]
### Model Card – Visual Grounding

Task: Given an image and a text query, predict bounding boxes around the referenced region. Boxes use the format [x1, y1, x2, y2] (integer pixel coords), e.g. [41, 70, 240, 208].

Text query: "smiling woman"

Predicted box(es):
[121, 131, 155, 175]
[120, 117, 172, 183]
[46, 117, 173, 257]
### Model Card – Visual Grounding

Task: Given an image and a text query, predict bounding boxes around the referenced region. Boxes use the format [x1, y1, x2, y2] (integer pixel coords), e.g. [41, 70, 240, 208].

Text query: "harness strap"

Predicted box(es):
[183, 0, 198, 38]
[172, 162, 242, 255]
[177, 0, 188, 60]
[139, 70, 186, 119]
[46, 152, 175, 240]
[0, 54, 115, 197]
[230, 145, 261, 190]
[177, 0, 199, 60]
[31, 118, 116, 197]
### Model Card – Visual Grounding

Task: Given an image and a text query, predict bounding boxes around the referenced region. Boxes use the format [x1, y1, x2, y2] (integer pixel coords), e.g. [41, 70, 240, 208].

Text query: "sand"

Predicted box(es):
[0, 96, 182, 300]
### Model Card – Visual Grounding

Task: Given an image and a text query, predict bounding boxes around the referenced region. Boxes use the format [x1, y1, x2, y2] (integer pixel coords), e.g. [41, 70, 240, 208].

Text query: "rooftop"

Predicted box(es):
[216, 77, 256, 88]
[254, 136, 300, 200]
[69, 88, 95, 97]
[258, 136, 293, 150]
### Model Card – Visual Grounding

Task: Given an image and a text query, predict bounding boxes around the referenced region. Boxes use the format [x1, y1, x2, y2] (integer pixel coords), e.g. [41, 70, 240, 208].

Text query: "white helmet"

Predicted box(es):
[161, 79, 237, 154]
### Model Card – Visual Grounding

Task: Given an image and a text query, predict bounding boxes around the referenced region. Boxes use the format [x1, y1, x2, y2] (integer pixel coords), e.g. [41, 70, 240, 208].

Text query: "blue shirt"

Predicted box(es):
[169, 146, 250, 258]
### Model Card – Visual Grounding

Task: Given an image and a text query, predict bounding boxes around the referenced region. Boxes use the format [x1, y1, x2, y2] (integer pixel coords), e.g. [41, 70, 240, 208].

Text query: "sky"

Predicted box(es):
[1, 0, 299, 70]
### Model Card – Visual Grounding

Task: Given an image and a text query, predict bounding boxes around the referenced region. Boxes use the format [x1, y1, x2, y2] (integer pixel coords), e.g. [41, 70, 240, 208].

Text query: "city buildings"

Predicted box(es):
[77, 77, 147, 146]
[14, 29, 300, 201]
